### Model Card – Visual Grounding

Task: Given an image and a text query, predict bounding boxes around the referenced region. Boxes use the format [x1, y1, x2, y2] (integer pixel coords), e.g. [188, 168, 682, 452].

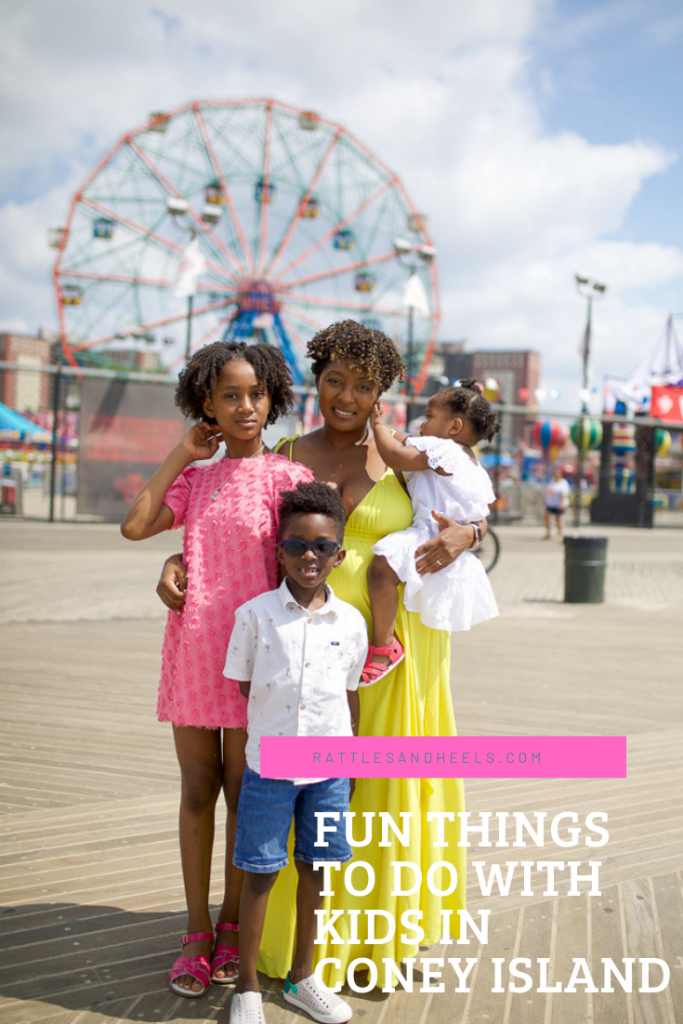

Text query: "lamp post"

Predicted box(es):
[393, 232, 436, 425]
[166, 197, 219, 362]
[574, 274, 607, 526]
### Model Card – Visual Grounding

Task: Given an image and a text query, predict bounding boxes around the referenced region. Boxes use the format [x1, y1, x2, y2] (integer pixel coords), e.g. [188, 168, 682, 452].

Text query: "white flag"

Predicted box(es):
[403, 272, 430, 316]
[173, 237, 207, 298]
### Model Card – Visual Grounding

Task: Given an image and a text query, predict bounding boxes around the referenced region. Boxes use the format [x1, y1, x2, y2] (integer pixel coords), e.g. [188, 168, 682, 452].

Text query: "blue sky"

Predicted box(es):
[0, 0, 681, 411]
[532, 1, 683, 247]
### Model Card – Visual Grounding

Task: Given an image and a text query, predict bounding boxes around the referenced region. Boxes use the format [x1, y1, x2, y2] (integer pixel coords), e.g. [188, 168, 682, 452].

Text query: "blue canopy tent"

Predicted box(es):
[0, 401, 52, 442]
[479, 453, 516, 469]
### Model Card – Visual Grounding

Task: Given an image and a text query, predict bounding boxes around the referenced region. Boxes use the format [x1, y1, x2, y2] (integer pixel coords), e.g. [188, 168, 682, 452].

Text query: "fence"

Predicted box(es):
[1, 360, 682, 526]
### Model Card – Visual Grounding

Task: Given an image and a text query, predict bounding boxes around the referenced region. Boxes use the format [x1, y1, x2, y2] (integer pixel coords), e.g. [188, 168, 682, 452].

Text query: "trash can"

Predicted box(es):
[564, 536, 608, 604]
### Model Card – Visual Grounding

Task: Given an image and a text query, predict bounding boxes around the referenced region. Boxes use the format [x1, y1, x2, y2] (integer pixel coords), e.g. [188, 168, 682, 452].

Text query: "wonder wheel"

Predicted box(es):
[52, 98, 440, 385]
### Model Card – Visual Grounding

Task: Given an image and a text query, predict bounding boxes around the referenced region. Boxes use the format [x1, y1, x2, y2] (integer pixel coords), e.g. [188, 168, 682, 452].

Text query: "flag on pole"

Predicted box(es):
[402, 272, 430, 316]
[173, 237, 206, 298]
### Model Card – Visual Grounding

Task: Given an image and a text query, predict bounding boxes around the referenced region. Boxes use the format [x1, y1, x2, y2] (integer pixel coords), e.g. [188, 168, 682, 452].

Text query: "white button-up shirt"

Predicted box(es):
[224, 579, 368, 783]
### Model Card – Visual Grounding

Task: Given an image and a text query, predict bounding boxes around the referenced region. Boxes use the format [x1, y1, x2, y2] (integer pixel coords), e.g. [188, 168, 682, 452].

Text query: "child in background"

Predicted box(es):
[362, 379, 500, 684]
[225, 482, 367, 1024]
[543, 465, 571, 541]
[121, 342, 311, 997]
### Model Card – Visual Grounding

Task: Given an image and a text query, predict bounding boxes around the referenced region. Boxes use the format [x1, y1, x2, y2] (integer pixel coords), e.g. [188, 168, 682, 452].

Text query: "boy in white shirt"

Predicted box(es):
[224, 482, 367, 1024]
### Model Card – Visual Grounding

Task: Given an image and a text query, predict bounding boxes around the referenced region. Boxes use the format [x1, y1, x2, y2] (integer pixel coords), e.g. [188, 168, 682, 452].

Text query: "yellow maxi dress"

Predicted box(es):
[258, 460, 466, 986]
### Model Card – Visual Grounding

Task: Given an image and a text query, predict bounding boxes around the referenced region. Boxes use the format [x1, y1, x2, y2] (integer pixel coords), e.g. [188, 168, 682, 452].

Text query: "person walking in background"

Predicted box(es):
[543, 465, 570, 541]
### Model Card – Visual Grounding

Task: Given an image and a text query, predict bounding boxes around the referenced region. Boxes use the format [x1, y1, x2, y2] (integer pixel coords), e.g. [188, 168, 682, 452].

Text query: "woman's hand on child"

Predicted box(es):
[157, 553, 188, 612]
[414, 511, 473, 575]
[179, 422, 223, 463]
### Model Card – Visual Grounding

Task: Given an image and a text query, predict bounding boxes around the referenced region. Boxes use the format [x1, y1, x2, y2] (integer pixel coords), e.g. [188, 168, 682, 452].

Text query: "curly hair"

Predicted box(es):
[435, 378, 501, 444]
[175, 341, 295, 426]
[307, 320, 405, 394]
[277, 481, 347, 543]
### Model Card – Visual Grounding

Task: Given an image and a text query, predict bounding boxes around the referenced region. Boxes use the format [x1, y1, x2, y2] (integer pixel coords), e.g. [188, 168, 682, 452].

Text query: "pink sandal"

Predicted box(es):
[360, 637, 405, 686]
[168, 931, 212, 998]
[211, 921, 239, 984]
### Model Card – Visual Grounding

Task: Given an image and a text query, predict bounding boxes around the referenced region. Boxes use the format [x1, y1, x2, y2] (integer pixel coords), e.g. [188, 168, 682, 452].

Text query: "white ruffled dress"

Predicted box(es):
[372, 436, 499, 632]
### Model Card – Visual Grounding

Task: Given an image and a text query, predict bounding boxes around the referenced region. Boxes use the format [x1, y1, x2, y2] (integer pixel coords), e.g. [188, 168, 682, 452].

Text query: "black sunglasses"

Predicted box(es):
[279, 539, 341, 558]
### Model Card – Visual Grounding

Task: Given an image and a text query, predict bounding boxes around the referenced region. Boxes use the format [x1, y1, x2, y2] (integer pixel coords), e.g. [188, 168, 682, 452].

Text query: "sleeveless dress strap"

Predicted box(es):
[274, 436, 299, 461]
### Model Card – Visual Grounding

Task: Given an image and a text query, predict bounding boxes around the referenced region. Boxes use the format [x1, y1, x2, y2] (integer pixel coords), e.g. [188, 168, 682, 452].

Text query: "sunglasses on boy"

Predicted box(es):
[279, 539, 341, 558]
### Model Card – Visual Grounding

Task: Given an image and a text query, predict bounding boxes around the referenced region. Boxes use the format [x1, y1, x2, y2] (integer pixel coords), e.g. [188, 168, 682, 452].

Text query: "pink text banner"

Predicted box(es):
[260, 736, 627, 779]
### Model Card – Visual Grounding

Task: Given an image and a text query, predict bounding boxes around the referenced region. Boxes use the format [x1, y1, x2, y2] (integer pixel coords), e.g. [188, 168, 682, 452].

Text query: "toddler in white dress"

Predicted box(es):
[363, 379, 500, 685]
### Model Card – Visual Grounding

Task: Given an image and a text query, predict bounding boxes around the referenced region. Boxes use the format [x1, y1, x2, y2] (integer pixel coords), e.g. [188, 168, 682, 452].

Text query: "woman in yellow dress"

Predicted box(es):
[158, 320, 478, 989]
[260, 321, 473, 988]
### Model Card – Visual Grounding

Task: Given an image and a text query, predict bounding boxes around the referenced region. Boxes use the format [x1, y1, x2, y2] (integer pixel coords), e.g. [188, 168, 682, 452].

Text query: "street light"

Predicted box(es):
[393, 227, 435, 423]
[574, 274, 607, 525]
[166, 197, 218, 361]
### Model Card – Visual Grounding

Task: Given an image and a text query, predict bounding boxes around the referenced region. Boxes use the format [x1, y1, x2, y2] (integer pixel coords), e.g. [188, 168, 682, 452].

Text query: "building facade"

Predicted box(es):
[437, 344, 541, 448]
[0, 333, 53, 411]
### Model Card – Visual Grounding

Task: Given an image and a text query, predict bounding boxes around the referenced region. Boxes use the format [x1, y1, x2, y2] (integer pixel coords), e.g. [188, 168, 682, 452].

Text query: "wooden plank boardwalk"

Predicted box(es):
[1, 520, 683, 1024]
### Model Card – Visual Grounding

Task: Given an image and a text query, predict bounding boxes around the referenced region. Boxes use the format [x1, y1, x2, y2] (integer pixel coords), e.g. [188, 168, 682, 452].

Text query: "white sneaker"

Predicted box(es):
[283, 972, 352, 1023]
[230, 991, 266, 1024]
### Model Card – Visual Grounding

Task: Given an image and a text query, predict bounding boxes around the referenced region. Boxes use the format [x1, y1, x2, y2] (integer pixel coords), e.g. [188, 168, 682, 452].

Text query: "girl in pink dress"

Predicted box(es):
[121, 342, 311, 998]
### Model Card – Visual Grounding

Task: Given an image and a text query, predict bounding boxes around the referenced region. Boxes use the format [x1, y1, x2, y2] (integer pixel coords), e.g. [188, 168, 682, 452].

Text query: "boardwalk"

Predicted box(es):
[1, 520, 683, 1024]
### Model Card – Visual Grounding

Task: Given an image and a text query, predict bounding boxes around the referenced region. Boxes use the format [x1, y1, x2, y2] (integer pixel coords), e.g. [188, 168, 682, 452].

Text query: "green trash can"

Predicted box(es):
[564, 536, 608, 603]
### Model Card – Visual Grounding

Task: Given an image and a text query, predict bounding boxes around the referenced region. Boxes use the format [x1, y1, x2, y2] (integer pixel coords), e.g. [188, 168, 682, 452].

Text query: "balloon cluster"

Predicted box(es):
[570, 415, 602, 453]
[532, 419, 569, 463]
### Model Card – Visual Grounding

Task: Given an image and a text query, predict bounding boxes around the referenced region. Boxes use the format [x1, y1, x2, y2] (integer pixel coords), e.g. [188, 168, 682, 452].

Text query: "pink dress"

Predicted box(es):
[158, 453, 312, 729]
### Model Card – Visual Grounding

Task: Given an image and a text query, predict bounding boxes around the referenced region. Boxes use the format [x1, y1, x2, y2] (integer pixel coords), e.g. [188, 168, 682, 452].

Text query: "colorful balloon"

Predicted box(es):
[533, 419, 569, 459]
[483, 377, 501, 402]
[570, 415, 602, 452]
[655, 428, 671, 457]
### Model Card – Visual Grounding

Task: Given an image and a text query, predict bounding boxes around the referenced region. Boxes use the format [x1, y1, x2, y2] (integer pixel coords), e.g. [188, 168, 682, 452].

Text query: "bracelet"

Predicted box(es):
[469, 523, 483, 550]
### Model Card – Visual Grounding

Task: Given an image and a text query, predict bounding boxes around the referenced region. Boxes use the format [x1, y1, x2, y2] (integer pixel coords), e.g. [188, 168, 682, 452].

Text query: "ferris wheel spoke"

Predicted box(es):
[193, 105, 255, 277]
[273, 177, 396, 285]
[69, 298, 235, 352]
[284, 293, 406, 316]
[277, 310, 314, 355]
[78, 196, 235, 284]
[79, 197, 185, 256]
[57, 269, 173, 289]
[283, 247, 401, 292]
[165, 309, 237, 372]
[58, 268, 238, 307]
[255, 101, 275, 276]
[280, 302, 328, 335]
[266, 129, 342, 277]
[125, 136, 245, 279]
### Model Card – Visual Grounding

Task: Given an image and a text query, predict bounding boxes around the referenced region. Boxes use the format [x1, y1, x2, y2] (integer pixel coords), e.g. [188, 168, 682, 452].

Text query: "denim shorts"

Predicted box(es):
[233, 766, 352, 873]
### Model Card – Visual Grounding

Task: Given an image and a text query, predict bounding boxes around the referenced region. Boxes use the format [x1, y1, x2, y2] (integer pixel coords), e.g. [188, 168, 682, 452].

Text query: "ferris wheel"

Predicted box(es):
[52, 98, 440, 386]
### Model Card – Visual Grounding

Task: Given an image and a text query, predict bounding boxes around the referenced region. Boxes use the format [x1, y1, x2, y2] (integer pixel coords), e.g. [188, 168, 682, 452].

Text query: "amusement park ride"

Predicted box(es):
[49, 98, 440, 388]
